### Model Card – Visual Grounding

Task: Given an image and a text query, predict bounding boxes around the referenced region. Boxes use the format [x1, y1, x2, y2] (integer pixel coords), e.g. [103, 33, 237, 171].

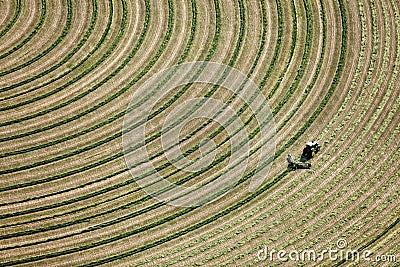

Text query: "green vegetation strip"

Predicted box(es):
[0, 0, 198, 211]
[266, 0, 297, 100]
[0, 0, 291, 181]
[0, 0, 99, 100]
[333, 218, 400, 267]
[153, 1, 327, 263]
[1, 0, 299, 235]
[0, 0, 72, 78]
[257, 0, 282, 93]
[0, 0, 21, 39]
[0, 0, 46, 61]
[236, 1, 397, 265]
[0, 0, 347, 262]
[272, 0, 311, 115]
[278, 0, 325, 131]
[1, 1, 304, 253]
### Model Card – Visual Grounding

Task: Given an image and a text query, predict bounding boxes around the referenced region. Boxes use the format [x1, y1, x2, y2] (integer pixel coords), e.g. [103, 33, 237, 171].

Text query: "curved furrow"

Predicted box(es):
[2, 0, 346, 264]
[0, 0, 324, 253]
[0, 0, 99, 100]
[0, 0, 398, 266]
[0, 0, 42, 57]
[0, 0, 21, 40]
[0, 0, 253, 264]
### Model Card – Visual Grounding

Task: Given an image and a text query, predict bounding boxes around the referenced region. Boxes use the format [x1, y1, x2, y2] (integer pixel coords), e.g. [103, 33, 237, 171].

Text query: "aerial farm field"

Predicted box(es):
[0, 0, 399, 266]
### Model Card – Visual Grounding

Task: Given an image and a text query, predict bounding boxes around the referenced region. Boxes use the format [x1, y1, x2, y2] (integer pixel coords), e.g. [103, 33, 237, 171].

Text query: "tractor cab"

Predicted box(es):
[300, 141, 320, 162]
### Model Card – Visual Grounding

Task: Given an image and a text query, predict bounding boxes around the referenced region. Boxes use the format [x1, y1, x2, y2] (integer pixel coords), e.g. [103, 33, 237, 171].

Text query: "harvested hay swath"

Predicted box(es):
[0, 0, 399, 266]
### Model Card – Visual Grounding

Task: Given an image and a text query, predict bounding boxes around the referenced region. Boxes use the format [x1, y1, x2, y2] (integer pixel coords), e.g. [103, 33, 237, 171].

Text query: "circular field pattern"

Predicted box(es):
[0, 0, 399, 266]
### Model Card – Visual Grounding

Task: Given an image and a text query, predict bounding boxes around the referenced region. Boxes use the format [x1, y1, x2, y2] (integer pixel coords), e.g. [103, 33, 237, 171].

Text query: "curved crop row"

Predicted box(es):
[0, 0, 398, 266]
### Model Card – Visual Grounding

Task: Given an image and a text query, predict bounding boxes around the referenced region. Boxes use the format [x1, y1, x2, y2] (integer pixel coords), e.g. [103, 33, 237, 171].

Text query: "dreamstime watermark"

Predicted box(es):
[257, 238, 397, 263]
[122, 61, 276, 207]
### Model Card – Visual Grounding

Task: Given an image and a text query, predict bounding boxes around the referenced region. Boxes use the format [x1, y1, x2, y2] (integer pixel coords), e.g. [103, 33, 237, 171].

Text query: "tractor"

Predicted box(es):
[287, 141, 320, 170]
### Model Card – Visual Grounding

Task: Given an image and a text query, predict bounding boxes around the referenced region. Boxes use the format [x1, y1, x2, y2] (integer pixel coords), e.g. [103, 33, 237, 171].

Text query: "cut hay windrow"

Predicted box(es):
[2, 0, 312, 241]
[2, 0, 276, 224]
[0, 0, 99, 99]
[0, 0, 46, 61]
[0, 0, 21, 39]
[0, 0, 398, 266]
[0, 0, 72, 80]
[156, 0, 328, 263]
[0, 0, 346, 264]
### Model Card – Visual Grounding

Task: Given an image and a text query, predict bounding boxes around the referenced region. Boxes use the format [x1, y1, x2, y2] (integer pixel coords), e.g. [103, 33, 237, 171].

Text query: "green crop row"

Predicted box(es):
[266, 0, 297, 100]
[277, 0, 326, 131]
[0, 0, 223, 222]
[0, 0, 347, 263]
[256, 0, 282, 96]
[157, 0, 329, 264]
[86, 0, 346, 265]
[0, 0, 200, 211]
[0, 0, 99, 101]
[0, 0, 21, 39]
[320, 0, 368, 140]
[0, 0, 300, 245]
[0, 0, 129, 128]
[272, 0, 312, 115]
[0, 0, 268, 225]
[1, 0, 304, 255]
[235, 2, 398, 264]
[0, 0, 46, 62]
[367, 214, 400, 267]
[0, 0, 72, 77]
